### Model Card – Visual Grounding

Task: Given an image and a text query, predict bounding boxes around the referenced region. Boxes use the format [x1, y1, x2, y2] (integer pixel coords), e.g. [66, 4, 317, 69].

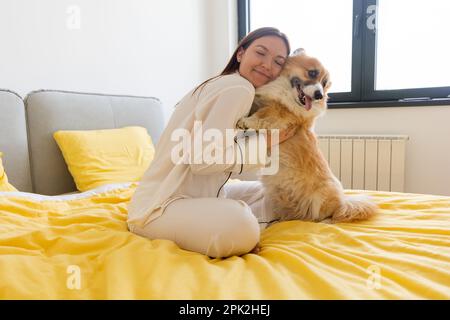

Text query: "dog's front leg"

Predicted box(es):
[236, 114, 262, 131]
[237, 106, 299, 140]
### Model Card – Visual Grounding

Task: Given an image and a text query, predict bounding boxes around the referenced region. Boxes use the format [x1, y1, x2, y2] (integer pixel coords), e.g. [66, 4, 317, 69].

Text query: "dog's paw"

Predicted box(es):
[236, 117, 250, 130]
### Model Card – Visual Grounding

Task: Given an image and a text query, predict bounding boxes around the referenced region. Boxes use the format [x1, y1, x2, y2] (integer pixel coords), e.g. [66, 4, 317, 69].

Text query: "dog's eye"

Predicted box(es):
[308, 70, 319, 79]
[322, 79, 328, 87]
[290, 77, 301, 88]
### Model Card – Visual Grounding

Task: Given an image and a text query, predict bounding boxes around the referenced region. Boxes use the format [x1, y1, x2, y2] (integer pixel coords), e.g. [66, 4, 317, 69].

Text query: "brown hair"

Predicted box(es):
[192, 27, 291, 96]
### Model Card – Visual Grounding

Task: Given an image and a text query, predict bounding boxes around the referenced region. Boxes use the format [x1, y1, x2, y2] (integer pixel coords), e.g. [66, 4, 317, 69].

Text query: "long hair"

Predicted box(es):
[192, 27, 291, 96]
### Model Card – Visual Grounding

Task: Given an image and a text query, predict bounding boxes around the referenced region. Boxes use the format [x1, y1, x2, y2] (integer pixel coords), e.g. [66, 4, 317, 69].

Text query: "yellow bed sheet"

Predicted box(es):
[0, 185, 449, 299]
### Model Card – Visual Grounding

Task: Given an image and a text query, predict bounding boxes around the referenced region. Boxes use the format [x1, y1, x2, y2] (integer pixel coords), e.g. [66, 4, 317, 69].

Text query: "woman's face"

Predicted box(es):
[237, 35, 288, 88]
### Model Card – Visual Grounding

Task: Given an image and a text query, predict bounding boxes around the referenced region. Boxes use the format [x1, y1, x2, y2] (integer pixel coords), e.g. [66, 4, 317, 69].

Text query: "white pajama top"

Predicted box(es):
[127, 73, 269, 228]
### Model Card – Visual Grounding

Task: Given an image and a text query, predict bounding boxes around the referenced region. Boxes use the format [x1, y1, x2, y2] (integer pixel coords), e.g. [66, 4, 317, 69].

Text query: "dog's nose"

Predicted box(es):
[314, 90, 323, 100]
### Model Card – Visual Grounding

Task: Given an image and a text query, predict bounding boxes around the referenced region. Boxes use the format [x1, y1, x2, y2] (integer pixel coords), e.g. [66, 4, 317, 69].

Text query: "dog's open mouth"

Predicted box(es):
[296, 85, 313, 111]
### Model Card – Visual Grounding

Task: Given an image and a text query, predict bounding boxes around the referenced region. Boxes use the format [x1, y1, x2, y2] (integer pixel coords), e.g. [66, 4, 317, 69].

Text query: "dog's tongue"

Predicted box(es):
[305, 96, 312, 111]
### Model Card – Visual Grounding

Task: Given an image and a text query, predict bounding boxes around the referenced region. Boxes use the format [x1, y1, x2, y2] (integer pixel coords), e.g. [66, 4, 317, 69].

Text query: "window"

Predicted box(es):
[238, 0, 450, 107]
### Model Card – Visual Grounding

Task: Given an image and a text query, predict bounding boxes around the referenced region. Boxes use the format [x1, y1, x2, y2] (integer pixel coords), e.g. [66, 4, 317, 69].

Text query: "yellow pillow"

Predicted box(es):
[54, 126, 155, 192]
[0, 152, 18, 192]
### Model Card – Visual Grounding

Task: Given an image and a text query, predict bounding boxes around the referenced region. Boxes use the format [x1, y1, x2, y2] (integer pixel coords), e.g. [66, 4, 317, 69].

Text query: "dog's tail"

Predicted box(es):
[331, 195, 378, 223]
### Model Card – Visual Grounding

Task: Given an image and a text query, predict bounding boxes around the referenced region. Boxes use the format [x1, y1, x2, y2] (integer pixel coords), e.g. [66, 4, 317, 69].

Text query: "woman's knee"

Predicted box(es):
[205, 200, 260, 258]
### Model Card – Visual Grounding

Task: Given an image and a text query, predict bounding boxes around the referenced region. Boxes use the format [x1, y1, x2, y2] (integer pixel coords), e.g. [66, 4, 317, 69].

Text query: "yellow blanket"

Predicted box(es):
[0, 185, 449, 299]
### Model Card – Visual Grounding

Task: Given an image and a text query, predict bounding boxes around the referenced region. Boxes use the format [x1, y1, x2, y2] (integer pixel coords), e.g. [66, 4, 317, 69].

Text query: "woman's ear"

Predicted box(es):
[236, 47, 245, 62]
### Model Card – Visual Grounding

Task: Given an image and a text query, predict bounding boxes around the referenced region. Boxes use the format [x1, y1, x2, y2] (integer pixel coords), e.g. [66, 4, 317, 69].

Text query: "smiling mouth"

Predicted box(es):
[254, 69, 270, 79]
[295, 84, 312, 111]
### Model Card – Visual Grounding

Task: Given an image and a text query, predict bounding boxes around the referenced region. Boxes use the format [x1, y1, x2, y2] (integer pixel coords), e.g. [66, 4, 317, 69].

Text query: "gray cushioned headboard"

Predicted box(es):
[25, 90, 165, 195]
[0, 89, 33, 192]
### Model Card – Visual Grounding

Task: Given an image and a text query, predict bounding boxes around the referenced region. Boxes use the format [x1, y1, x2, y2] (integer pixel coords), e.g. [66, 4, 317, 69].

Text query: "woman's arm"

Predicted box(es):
[189, 85, 270, 175]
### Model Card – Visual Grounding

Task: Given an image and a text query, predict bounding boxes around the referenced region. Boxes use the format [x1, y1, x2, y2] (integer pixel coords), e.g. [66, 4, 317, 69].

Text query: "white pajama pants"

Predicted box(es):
[131, 180, 276, 258]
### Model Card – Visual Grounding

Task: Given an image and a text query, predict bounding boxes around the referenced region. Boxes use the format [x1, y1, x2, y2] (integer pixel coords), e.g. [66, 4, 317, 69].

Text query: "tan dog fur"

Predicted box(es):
[237, 49, 378, 223]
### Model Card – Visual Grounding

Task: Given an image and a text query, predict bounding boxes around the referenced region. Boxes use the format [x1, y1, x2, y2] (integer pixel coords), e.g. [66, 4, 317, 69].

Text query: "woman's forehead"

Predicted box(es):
[250, 36, 288, 57]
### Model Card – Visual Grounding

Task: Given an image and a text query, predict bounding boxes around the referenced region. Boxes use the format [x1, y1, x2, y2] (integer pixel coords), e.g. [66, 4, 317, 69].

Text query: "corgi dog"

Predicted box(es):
[237, 48, 378, 223]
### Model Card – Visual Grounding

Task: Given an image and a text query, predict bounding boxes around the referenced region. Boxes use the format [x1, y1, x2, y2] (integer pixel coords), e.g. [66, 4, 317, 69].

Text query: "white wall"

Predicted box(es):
[0, 0, 212, 123]
[202, 0, 238, 77]
[315, 106, 450, 196]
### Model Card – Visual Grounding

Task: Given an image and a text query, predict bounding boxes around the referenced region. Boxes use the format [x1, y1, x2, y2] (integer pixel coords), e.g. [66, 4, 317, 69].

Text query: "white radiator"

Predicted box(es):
[317, 134, 409, 192]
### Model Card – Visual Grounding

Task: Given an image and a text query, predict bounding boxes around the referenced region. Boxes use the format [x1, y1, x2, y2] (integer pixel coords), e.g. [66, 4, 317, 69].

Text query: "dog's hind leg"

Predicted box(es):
[331, 195, 378, 223]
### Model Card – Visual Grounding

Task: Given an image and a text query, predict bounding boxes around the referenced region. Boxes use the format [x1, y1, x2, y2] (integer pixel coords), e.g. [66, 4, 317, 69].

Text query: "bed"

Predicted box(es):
[0, 89, 449, 299]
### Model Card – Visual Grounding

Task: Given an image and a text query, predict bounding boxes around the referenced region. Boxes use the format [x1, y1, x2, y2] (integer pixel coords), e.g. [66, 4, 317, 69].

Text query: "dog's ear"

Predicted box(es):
[291, 48, 306, 56]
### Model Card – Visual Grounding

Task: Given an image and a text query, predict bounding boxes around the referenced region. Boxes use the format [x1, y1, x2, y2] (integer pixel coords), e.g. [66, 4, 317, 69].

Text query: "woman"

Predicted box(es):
[128, 27, 295, 258]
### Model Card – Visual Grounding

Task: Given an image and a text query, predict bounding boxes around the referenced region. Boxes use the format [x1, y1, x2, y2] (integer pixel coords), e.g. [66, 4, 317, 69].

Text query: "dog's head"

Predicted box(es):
[279, 48, 331, 118]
